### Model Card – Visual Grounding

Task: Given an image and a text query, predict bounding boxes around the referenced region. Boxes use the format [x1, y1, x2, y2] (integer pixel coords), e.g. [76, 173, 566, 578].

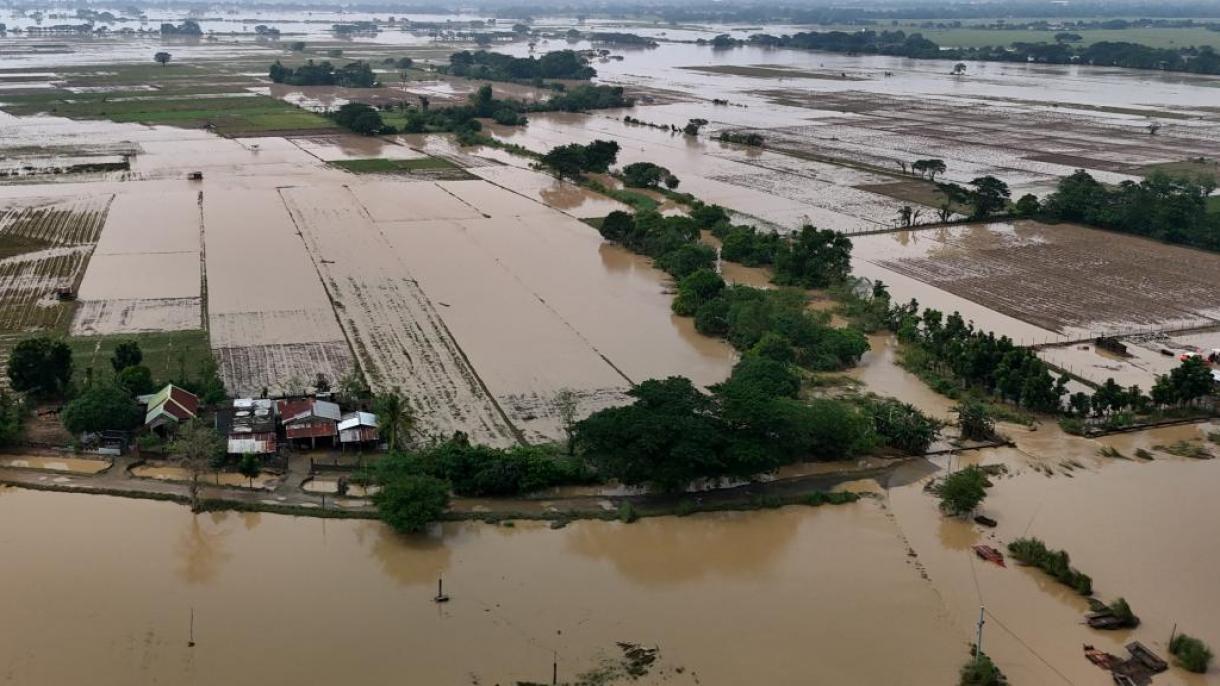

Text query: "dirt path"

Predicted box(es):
[0, 454, 903, 520]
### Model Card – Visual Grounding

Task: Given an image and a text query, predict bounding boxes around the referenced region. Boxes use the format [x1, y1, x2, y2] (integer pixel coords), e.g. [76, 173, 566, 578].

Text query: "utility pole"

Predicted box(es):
[552, 651, 558, 685]
[188, 607, 195, 648]
[975, 606, 985, 664]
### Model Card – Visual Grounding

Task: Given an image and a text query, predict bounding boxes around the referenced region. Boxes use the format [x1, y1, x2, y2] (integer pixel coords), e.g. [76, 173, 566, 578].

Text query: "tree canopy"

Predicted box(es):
[7, 336, 72, 398]
[61, 383, 143, 435]
[373, 474, 451, 534]
[269, 59, 377, 87]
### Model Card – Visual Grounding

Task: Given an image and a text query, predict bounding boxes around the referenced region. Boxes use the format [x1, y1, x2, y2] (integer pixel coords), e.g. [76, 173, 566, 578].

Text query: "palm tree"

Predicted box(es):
[373, 387, 415, 451]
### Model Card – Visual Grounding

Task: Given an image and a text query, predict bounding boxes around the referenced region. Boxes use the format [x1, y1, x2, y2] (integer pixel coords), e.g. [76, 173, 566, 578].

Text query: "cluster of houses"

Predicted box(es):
[142, 384, 380, 458]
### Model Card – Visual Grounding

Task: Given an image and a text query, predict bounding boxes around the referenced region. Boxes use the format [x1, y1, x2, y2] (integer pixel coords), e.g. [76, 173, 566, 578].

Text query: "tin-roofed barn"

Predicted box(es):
[276, 398, 341, 448]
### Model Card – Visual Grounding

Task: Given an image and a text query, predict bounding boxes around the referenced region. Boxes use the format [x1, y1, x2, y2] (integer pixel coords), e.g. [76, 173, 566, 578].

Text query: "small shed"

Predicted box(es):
[144, 384, 199, 431]
[338, 411, 379, 448]
[277, 398, 341, 448]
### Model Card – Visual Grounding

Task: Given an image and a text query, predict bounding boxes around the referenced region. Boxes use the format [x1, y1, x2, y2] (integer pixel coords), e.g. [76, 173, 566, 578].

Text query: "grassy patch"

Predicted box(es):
[1136, 158, 1220, 181]
[857, 178, 947, 210]
[67, 330, 212, 387]
[331, 156, 458, 173]
[3, 93, 334, 136]
[1154, 440, 1214, 459]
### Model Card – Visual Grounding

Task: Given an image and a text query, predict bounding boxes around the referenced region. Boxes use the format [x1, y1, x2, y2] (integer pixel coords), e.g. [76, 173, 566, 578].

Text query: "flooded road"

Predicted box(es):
[0, 488, 961, 685]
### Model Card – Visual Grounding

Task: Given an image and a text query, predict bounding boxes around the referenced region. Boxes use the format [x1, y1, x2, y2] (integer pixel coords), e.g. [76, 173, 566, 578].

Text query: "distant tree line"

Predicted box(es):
[625, 2, 1220, 26]
[586, 32, 658, 47]
[1028, 169, 1220, 251]
[443, 49, 596, 83]
[328, 83, 632, 137]
[269, 60, 378, 88]
[159, 19, 201, 35]
[716, 30, 1220, 76]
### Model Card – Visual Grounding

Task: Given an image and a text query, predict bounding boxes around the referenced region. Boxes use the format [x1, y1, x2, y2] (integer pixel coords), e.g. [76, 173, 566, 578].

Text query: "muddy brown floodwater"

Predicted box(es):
[0, 488, 962, 685]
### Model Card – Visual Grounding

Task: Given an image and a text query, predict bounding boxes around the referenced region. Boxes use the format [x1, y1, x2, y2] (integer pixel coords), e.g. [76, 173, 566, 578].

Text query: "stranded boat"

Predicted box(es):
[972, 544, 1005, 567]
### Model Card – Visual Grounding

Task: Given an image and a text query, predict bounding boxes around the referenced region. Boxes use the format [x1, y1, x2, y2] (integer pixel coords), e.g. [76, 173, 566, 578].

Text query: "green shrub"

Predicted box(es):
[1007, 537, 1093, 596]
[959, 649, 1007, 686]
[1107, 597, 1139, 627]
[617, 501, 638, 523]
[374, 439, 590, 497]
[1169, 633, 1213, 674]
[935, 466, 990, 515]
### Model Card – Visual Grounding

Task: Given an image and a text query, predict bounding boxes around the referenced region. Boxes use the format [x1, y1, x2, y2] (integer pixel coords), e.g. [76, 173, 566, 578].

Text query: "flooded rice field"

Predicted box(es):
[851, 221, 1220, 386]
[72, 190, 202, 335]
[130, 464, 279, 489]
[0, 193, 110, 332]
[0, 454, 110, 473]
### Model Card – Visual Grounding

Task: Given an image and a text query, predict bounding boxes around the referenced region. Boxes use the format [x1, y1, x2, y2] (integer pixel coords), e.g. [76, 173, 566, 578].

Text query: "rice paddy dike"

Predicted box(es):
[0, 11, 1219, 685]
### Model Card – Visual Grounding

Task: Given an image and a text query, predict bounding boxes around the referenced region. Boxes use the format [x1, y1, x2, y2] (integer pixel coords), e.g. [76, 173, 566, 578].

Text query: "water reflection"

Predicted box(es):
[564, 510, 799, 585]
[361, 521, 452, 587]
[175, 514, 232, 585]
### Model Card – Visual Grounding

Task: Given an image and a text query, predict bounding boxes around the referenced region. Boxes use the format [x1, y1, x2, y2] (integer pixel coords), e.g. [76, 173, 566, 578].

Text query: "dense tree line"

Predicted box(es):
[330, 84, 632, 137]
[597, 201, 863, 371]
[889, 301, 1069, 413]
[444, 49, 596, 82]
[368, 436, 590, 498]
[269, 60, 378, 87]
[1036, 169, 1220, 251]
[721, 30, 1220, 76]
[573, 355, 941, 491]
[608, 2, 1220, 25]
[538, 139, 620, 179]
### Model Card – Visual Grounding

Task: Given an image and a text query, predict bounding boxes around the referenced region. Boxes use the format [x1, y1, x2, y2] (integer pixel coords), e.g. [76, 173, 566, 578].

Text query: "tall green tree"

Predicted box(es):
[772, 225, 852, 288]
[111, 340, 143, 372]
[575, 377, 727, 492]
[7, 336, 72, 397]
[969, 176, 1011, 219]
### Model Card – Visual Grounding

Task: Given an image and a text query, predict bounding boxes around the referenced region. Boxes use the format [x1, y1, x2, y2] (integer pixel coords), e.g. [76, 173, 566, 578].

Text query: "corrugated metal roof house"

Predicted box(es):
[276, 398, 341, 447]
[338, 411, 379, 446]
[144, 384, 199, 430]
[225, 398, 277, 455]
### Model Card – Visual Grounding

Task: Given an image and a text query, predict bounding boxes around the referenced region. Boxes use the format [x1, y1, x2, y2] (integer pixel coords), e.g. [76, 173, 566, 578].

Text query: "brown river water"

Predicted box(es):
[2, 419, 1218, 684]
[0, 487, 962, 685]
